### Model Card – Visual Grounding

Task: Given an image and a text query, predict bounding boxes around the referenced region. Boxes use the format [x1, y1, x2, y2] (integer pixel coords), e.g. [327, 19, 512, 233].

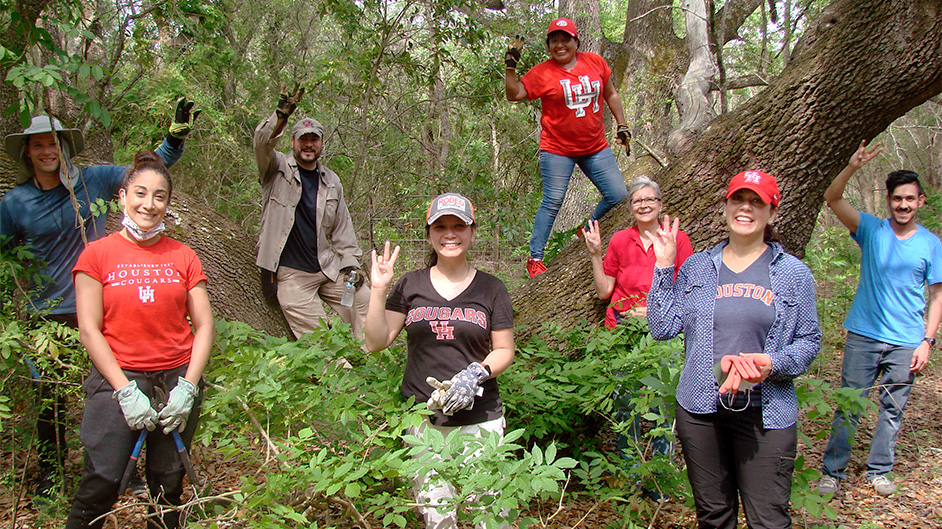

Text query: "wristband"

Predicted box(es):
[923, 337, 935, 347]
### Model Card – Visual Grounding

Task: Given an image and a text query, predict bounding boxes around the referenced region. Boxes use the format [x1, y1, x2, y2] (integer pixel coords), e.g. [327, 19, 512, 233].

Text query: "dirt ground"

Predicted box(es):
[3, 358, 941, 528]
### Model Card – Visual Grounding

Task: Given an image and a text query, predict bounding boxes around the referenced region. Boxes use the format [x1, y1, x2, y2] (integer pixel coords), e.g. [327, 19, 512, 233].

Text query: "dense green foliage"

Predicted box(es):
[1, 246, 876, 526]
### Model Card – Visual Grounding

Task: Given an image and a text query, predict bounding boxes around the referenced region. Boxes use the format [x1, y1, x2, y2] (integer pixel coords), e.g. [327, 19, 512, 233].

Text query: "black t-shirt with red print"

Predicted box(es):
[387, 268, 513, 426]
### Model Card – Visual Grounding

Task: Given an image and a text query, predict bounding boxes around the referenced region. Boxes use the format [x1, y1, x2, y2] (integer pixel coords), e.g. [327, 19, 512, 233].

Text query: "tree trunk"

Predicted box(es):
[512, 0, 942, 336]
[667, 0, 719, 155]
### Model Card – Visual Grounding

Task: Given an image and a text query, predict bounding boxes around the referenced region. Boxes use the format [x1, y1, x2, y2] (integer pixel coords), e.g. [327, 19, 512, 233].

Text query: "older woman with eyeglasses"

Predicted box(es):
[584, 177, 692, 328]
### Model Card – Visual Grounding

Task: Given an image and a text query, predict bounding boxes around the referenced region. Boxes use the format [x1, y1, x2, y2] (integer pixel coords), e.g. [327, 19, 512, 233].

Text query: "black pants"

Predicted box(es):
[65, 364, 202, 529]
[675, 405, 796, 529]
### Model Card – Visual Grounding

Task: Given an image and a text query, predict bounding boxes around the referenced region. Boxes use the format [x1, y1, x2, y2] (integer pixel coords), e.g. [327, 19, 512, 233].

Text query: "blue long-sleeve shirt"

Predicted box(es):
[647, 241, 821, 429]
[0, 138, 183, 314]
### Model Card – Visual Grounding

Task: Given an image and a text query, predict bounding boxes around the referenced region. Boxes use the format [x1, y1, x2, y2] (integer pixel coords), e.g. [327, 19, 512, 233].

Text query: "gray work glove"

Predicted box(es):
[441, 363, 489, 415]
[277, 82, 305, 119]
[158, 377, 199, 434]
[113, 380, 158, 431]
[425, 377, 453, 414]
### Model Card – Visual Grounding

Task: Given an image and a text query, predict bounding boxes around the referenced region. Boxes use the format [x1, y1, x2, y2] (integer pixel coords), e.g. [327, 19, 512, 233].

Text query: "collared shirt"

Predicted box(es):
[253, 111, 361, 280]
[602, 225, 692, 328]
[647, 241, 821, 429]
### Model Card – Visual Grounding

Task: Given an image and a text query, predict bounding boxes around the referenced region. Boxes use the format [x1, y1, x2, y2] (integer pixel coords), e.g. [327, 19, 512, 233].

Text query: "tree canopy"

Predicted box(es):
[1, 0, 940, 334]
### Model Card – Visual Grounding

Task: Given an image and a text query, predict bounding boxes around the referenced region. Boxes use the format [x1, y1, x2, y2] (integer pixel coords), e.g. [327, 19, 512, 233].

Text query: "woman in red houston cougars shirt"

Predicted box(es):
[505, 17, 631, 279]
[66, 151, 214, 529]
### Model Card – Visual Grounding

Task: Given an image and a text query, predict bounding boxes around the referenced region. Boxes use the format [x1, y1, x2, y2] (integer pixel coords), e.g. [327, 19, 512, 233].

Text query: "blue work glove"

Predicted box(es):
[441, 363, 490, 415]
[113, 380, 158, 431]
[158, 377, 199, 434]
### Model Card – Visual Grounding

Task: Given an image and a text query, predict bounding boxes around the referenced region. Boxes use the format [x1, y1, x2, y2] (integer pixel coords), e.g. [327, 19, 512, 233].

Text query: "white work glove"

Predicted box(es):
[426, 377, 453, 413]
[113, 380, 158, 431]
[158, 377, 199, 434]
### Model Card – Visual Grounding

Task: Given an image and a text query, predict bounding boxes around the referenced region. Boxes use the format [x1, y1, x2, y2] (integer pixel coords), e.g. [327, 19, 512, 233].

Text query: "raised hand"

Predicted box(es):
[652, 214, 680, 268]
[505, 35, 524, 69]
[848, 139, 883, 171]
[370, 241, 400, 291]
[277, 82, 306, 119]
[584, 219, 603, 256]
[169, 97, 200, 139]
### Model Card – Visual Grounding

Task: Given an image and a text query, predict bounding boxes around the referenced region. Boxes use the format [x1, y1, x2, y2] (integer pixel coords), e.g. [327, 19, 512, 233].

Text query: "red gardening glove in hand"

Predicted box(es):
[719, 354, 772, 394]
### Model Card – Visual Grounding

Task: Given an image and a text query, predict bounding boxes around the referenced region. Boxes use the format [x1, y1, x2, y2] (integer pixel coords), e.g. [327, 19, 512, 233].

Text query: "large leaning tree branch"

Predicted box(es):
[511, 0, 942, 336]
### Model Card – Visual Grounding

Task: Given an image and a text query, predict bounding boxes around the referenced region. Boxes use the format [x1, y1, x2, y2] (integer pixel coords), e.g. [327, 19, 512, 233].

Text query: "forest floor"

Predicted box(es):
[3, 348, 941, 528]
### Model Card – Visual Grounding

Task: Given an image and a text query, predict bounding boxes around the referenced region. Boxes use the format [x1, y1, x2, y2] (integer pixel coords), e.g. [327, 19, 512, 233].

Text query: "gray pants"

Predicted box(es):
[66, 364, 202, 529]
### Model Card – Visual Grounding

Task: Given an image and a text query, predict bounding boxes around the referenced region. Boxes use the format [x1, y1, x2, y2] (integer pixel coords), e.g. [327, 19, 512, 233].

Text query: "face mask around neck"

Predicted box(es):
[121, 211, 165, 241]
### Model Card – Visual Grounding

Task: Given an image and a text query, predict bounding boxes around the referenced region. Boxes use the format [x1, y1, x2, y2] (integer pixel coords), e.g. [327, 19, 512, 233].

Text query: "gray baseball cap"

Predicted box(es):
[4, 116, 84, 184]
[426, 193, 476, 225]
[291, 117, 323, 139]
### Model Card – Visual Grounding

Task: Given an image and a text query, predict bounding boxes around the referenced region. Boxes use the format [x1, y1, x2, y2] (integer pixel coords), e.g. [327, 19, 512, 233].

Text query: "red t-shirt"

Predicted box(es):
[603, 226, 693, 329]
[73, 233, 207, 371]
[520, 52, 612, 157]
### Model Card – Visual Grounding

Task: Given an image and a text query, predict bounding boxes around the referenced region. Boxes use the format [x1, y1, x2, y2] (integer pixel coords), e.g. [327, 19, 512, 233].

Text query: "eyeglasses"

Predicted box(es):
[630, 197, 661, 206]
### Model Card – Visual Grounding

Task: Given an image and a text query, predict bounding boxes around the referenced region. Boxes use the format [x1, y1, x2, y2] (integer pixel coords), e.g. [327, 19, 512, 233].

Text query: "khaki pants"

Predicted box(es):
[276, 266, 369, 342]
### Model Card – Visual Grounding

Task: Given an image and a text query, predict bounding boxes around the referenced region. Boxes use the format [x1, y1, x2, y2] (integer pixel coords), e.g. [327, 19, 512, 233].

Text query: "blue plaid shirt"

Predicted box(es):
[647, 241, 821, 429]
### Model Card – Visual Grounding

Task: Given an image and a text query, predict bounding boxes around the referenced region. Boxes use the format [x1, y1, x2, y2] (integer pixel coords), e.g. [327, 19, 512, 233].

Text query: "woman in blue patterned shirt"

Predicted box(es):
[647, 171, 821, 529]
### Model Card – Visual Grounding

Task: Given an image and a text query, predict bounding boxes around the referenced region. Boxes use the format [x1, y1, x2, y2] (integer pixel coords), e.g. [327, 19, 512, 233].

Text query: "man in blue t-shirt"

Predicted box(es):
[817, 140, 942, 497]
[0, 100, 196, 496]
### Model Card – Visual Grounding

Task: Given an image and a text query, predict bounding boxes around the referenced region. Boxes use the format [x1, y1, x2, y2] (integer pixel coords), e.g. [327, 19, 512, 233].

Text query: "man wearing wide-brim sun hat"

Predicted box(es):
[0, 99, 197, 497]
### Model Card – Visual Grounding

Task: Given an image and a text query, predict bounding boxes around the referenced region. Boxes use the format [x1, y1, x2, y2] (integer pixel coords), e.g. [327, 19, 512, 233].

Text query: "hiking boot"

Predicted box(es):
[869, 474, 896, 496]
[816, 475, 839, 495]
[526, 258, 547, 278]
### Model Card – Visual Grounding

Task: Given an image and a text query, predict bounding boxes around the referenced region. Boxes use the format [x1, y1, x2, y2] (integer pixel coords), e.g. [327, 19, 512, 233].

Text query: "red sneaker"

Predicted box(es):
[527, 258, 547, 278]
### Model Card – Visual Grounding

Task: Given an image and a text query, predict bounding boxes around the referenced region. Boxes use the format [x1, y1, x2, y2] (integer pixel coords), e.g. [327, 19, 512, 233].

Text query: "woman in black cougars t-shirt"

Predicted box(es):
[364, 192, 514, 529]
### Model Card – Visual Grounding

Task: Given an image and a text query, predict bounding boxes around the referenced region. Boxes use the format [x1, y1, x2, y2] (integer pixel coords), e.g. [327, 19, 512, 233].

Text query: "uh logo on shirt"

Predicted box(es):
[559, 75, 601, 117]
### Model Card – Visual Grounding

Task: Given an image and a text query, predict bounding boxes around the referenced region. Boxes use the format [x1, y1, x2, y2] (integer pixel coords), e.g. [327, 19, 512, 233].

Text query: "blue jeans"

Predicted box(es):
[529, 148, 628, 259]
[821, 332, 915, 479]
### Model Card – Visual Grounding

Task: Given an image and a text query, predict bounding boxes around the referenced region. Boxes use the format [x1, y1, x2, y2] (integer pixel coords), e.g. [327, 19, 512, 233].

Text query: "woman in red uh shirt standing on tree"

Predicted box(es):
[505, 17, 631, 278]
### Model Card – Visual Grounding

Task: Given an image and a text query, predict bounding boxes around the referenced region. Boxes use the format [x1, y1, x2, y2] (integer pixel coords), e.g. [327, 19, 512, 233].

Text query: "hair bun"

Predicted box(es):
[133, 150, 165, 169]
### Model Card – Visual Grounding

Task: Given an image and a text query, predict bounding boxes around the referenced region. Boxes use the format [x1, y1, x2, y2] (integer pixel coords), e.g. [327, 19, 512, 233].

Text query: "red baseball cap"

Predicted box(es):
[726, 170, 781, 206]
[547, 18, 578, 38]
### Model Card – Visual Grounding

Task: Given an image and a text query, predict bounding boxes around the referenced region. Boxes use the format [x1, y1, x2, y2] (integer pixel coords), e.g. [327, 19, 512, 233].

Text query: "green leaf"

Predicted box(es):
[344, 482, 361, 498]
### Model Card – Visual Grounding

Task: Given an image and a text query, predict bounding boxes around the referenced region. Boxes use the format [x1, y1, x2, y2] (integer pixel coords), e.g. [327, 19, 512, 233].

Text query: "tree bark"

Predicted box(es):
[667, 0, 719, 155]
[511, 0, 942, 337]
